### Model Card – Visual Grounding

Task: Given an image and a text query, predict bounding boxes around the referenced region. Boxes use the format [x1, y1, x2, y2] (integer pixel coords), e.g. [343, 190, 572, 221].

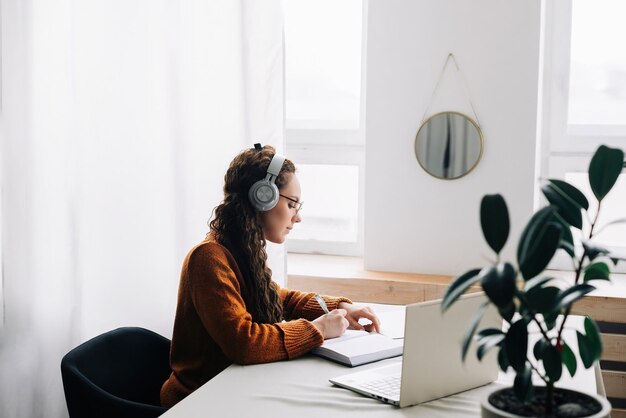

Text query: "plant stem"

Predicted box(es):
[515, 290, 553, 343]
[531, 317, 554, 350]
[589, 201, 601, 241]
[528, 360, 550, 385]
[556, 202, 601, 351]
[547, 381, 554, 415]
[556, 247, 586, 350]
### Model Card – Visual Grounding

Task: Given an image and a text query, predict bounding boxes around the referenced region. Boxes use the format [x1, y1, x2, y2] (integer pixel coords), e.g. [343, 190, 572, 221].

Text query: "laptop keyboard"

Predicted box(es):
[361, 376, 401, 399]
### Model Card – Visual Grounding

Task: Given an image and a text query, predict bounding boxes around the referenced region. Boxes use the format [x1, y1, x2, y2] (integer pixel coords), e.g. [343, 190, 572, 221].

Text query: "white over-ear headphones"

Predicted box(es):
[248, 144, 286, 211]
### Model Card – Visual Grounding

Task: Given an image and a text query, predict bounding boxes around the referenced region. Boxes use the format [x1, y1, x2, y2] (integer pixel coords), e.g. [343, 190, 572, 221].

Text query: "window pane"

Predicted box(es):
[565, 172, 626, 250]
[568, 0, 626, 126]
[289, 164, 358, 242]
[283, 0, 362, 129]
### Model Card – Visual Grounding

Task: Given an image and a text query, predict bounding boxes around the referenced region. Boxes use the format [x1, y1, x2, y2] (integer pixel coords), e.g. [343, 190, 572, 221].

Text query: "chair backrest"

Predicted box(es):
[61, 327, 171, 418]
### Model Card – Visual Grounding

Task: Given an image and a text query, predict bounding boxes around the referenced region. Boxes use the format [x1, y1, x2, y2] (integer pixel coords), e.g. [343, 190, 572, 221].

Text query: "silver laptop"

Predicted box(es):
[329, 292, 501, 407]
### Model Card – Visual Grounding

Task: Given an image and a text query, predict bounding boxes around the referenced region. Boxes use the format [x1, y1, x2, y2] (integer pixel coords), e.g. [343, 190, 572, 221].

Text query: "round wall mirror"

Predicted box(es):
[414, 111, 483, 180]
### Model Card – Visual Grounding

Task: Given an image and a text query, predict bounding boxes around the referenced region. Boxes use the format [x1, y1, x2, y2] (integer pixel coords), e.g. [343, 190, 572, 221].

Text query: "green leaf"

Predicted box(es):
[553, 213, 575, 258]
[542, 344, 563, 382]
[584, 262, 610, 282]
[560, 240, 576, 259]
[542, 184, 583, 229]
[461, 301, 489, 362]
[582, 241, 610, 262]
[498, 301, 516, 323]
[577, 318, 603, 369]
[552, 284, 595, 312]
[477, 334, 506, 361]
[476, 334, 504, 361]
[524, 276, 554, 292]
[513, 363, 533, 402]
[481, 263, 517, 308]
[548, 179, 589, 210]
[518, 304, 531, 322]
[523, 223, 562, 280]
[498, 347, 509, 372]
[562, 342, 577, 377]
[584, 316, 603, 361]
[577, 331, 594, 368]
[517, 207, 555, 273]
[533, 338, 550, 361]
[442, 269, 482, 312]
[477, 328, 505, 338]
[480, 194, 510, 254]
[526, 286, 560, 314]
[517, 207, 562, 280]
[588, 145, 624, 202]
[505, 319, 529, 373]
[544, 311, 559, 330]
[610, 256, 626, 264]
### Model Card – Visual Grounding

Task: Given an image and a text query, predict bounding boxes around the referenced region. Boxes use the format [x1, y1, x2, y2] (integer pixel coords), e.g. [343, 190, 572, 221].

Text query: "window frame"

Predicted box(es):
[284, 0, 368, 257]
[285, 144, 365, 256]
[541, 0, 626, 273]
[543, 0, 626, 155]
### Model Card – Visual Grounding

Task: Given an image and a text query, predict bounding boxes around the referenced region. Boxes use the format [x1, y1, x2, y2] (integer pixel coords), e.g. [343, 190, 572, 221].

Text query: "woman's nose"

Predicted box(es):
[294, 212, 302, 223]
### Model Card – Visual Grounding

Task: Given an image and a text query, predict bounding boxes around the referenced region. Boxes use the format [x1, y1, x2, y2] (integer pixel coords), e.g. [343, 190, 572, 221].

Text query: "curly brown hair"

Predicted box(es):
[208, 145, 295, 324]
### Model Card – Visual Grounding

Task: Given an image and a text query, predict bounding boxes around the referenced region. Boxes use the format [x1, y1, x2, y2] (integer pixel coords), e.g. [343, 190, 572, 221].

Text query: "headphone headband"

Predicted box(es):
[266, 154, 285, 179]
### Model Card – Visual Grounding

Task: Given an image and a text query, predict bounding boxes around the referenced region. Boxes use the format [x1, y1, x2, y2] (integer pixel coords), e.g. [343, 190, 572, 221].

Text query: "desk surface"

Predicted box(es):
[162, 356, 490, 418]
[162, 357, 597, 418]
[162, 305, 598, 418]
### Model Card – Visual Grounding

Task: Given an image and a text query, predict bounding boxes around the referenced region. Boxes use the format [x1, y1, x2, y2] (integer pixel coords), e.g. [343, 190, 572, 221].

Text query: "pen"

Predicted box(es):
[314, 293, 330, 314]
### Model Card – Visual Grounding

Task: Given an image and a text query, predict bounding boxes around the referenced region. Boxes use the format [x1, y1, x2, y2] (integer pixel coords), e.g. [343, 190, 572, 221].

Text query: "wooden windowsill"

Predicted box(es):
[287, 253, 626, 307]
[286, 253, 462, 305]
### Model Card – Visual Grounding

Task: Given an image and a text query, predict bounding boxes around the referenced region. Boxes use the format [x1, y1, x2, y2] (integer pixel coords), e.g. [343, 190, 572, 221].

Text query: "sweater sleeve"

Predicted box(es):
[278, 286, 352, 321]
[187, 244, 323, 364]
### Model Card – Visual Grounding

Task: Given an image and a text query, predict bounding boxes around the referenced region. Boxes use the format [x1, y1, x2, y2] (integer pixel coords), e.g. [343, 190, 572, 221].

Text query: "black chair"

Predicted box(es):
[61, 327, 171, 418]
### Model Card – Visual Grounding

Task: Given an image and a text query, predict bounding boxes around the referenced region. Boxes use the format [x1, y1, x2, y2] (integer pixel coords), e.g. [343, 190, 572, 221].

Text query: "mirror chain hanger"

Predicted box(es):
[421, 53, 481, 126]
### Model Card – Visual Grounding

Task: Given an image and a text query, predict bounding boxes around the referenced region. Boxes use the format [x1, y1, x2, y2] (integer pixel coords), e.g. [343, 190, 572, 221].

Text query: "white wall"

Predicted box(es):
[365, 0, 542, 275]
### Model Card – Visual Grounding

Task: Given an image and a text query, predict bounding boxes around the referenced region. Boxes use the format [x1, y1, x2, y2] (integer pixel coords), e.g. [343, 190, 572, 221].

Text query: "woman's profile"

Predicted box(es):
[160, 144, 380, 407]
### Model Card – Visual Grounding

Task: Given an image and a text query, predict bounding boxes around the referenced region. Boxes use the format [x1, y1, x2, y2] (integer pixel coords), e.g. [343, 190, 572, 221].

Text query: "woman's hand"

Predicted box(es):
[311, 309, 349, 339]
[338, 302, 381, 333]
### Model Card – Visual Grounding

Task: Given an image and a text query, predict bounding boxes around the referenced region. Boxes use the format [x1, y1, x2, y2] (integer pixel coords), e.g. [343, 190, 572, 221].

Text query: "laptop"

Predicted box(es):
[329, 292, 501, 407]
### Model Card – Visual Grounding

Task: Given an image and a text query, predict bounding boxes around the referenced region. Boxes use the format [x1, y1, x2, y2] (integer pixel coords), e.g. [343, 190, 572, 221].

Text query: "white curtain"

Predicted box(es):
[0, 1, 284, 417]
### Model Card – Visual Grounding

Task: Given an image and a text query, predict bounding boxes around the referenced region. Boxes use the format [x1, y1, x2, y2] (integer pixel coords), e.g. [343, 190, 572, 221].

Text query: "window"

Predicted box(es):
[290, 164, 359, 242]
[282, 0, 366, 256]
[0, 25, 4, 326]
[542, 0, 626, 271]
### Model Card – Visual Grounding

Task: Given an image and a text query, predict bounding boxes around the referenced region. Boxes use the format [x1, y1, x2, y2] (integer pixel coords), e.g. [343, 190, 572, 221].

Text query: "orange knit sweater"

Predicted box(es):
[160, 240, 351, 407]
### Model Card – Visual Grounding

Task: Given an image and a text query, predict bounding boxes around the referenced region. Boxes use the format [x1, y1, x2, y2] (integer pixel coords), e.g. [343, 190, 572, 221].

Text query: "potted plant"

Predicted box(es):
[442, 145, 624, 418]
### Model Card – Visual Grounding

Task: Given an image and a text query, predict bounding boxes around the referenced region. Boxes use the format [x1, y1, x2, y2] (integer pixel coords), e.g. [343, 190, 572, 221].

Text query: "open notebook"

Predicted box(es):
[311, 329, 403, 367]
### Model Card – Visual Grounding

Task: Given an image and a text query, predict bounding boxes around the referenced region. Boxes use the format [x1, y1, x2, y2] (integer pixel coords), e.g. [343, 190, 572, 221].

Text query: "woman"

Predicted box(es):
[160, 144, 380, 407]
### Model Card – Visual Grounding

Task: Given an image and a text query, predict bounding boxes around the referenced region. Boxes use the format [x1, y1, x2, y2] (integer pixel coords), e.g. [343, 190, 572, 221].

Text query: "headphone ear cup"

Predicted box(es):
[248, 180, 279, 211]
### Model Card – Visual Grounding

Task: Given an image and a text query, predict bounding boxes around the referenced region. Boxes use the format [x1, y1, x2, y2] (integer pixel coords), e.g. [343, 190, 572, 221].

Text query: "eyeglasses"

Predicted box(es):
[279, 194, 303, 214]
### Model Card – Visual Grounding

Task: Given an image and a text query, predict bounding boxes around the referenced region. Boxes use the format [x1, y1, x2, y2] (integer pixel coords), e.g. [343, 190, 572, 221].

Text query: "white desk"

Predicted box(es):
[162, 305, 599, 418]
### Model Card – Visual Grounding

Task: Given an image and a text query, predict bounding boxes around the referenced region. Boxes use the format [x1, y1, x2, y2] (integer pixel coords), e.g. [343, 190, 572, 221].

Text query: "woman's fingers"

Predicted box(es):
[331, 308, 347, 317]
[352, 306, 381, 333]
[347, 316, 365, 330]
[363, 322, 377, 332]
[317, 304, 383, 336]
